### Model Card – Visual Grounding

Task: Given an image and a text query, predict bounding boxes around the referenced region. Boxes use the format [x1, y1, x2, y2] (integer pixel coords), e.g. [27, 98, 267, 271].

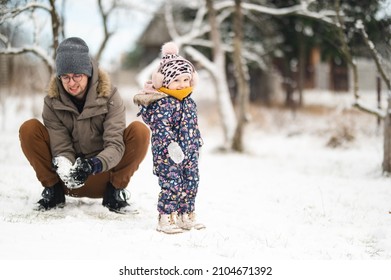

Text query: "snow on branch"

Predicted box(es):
[184, 45, 216, 73]
[189, 1, 207, 35]
[215, 0, 337, 25]
[0, 45, 54, 69]
[186, 38, 267, 70]
[164, 0, 212, 48]
[355, 19, 391, 93]
[353, 99, 386, 119]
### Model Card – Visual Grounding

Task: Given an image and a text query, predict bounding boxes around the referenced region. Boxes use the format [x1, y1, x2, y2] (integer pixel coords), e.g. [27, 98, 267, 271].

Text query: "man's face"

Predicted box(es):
[59, 74, 88, 99]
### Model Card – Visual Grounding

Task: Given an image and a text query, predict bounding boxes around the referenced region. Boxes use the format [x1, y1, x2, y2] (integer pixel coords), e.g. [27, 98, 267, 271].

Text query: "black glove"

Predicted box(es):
[68, 157, 102, 188]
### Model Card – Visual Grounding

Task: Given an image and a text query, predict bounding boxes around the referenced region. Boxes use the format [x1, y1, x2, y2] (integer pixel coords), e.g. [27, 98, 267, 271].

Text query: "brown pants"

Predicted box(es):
[19, 119, 150, 198]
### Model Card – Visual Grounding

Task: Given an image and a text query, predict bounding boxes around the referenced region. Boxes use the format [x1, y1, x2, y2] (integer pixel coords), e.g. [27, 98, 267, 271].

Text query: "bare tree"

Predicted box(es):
[0, 0, 63, 130]
[350, 20, 391, 173]
[1, 0, 145, 73]
[204, 0, 237, 149]
[94, 0, 153, 64]
[0, 0, 62, 74]
[95, 0, 116, 62]
[315, 0, 391, 173]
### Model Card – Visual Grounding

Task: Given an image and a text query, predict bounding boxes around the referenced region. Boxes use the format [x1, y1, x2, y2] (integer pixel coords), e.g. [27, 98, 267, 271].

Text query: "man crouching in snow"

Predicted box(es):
[19, 37, 150, 214]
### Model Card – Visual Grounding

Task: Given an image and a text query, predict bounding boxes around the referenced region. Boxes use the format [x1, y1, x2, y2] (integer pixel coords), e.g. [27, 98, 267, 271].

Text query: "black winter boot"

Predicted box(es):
[102, 182, 136, 214]
[37, 181, 65, 210]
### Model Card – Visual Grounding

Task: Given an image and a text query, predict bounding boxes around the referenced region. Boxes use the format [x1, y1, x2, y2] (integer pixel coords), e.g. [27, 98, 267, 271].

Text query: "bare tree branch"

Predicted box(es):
[164, 0, 179, 40]
[95, 0, 116, 61]
[0, 0, 61, 73]
[48, 0, 61, 55]
[0, 45, 54, 70]
[352, 101, 386, 119]
[0, 2, 52, 25]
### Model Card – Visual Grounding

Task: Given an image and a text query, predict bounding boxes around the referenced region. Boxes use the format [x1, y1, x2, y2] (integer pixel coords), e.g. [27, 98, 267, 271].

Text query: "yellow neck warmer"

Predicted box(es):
[158, 87, 193, 101]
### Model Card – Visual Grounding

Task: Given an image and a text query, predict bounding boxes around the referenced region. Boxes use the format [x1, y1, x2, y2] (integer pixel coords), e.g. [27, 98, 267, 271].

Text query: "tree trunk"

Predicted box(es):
[206, 0, 237, 149]
[334, 0, 359, 100]
[297, 32, 305, 106]
[49, 0, 60, 61]
[383, 100, 391, 173]
[231, 0, 250, 152]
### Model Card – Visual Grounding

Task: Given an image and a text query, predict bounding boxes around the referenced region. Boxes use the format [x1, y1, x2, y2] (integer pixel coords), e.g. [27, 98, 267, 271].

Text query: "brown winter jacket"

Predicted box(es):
[43, 60, 126, 172]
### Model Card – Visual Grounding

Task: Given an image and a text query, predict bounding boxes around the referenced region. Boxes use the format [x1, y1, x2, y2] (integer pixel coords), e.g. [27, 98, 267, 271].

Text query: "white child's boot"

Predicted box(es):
[177, 212, 206, 230]
[156, 212, 184, 234]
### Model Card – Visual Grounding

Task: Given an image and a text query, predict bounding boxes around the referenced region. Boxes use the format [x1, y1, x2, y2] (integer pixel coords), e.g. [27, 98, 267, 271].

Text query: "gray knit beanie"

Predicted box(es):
[55, 37, 92, 77]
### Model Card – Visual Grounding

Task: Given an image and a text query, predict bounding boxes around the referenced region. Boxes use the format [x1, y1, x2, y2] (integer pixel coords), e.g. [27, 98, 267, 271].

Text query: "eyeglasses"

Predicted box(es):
[58, 74, 84, 83]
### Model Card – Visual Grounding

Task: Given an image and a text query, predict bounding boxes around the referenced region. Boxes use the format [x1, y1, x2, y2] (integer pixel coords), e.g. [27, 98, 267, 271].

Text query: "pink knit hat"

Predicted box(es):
[152, 42, 198, 89]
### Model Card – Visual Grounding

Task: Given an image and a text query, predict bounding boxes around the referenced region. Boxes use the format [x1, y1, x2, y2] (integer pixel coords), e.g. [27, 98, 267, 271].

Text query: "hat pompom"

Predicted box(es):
[162, 42, 179, 56]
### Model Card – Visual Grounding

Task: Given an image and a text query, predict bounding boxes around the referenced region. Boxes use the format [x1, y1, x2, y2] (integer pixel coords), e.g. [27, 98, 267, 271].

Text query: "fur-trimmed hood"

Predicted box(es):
[47, 63, 112, 99]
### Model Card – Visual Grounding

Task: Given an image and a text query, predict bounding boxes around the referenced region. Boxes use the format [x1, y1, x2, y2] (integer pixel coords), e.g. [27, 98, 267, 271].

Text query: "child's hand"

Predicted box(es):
[168, 142, 185, 164]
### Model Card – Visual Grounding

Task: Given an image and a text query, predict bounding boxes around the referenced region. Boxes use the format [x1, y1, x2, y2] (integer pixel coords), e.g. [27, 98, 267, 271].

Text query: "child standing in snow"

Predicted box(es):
[133, 42, 205, 234]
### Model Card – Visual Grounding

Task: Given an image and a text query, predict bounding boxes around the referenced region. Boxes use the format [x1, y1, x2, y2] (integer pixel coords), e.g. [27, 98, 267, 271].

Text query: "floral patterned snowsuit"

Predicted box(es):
[138, 94, 203, 215]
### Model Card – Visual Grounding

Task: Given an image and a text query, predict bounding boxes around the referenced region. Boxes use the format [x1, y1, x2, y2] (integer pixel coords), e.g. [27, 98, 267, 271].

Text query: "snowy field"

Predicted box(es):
[1, 88, 391, 279]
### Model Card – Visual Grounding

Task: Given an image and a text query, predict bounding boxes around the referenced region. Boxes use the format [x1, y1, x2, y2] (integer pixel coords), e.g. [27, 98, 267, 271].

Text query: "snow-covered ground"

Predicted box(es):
[1, 88, 391, 279]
